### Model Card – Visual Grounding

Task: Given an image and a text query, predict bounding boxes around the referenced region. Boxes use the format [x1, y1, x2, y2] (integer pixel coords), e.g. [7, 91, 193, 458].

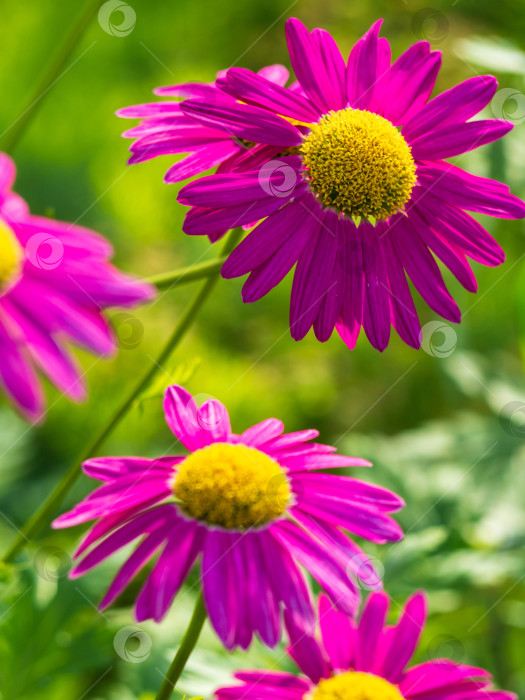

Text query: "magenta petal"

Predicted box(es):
[347, 20, 389, 111]
[416, 163, 525, 219]
[285, 18, 344, 112]
[382, 42, 441, 125]
[361, 222, 391, 351]
[241, 418, 284, 446]
[379, 591, 427, 682]
[390, 214, 461, 323]
[411, 119, 512, 159]
[354, 592, 389, 672]
[240, 196, 317, 303]
[181, 98, 302, 147]
[202, 530, 240, 650]
[380, 229, 421, 349]
[319, 595, 354, 671]
[163, 384, 205, 450]
[403, 75, 498, 140]
[284, 608, 330, 683]
[224, 68, 320, 122]
[0, 316, 44, 421]
[290, 208, 338, 341]
[336, 218, 364, 350]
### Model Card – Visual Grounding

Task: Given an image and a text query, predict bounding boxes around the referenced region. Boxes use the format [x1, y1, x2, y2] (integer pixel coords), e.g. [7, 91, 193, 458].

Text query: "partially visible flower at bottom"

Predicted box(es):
[216, 591, 516, 700]
[0, 153, 155, 421]
[53, 384, 404, 650]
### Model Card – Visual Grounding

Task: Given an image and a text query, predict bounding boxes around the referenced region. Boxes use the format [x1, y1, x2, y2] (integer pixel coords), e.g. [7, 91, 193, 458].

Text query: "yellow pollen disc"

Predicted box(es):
[0, 218, 23, 292]
[301, 108, 417, 221]
[311, 672, 405, 700]
[173, 442, 291, 530]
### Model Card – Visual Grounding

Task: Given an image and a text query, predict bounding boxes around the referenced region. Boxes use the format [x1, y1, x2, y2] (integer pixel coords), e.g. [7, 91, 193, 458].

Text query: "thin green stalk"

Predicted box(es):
[2, 230, 242, 564]
[2, 0, 101, 153]
[155, 593, 207, 700]
[149, 256, 227, 291]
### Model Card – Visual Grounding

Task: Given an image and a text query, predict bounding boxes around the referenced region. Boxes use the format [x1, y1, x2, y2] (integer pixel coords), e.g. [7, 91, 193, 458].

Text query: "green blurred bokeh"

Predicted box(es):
[0, 0, 524, 697]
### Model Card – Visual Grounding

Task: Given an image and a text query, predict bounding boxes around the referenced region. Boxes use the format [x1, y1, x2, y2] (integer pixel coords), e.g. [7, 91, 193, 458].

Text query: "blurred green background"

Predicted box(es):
[0, 0, 525, 697]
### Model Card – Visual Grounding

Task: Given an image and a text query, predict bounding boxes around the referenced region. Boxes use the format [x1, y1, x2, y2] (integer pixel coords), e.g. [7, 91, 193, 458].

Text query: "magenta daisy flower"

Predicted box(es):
[53, 384, 404, 650]
[0, 153, 154, 421]
[175, 18, 525, 351]
[216, 592, 516, 700]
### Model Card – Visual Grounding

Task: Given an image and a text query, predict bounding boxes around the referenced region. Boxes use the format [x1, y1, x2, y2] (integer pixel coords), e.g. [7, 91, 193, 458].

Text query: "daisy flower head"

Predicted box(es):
[216, 591, 517, 700]
[176, 18, 525, 351]
[53, 384, 404, 650]
[0, 153, 155, 422]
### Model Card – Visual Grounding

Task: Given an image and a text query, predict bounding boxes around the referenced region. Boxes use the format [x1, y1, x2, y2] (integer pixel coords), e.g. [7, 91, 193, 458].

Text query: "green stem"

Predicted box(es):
[2, 230, 242, 564]
[2, 0, 101, 153]
[155, 593, 207, 700]
[149, 256, 227, 291]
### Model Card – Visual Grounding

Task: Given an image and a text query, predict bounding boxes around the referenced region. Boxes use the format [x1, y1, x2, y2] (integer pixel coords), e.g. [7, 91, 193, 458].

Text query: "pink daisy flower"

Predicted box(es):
[0, 153, 154, 422]
[53, 384, 404, 650]
[216, 591, 516, 700]
[176, 18, 525, 351]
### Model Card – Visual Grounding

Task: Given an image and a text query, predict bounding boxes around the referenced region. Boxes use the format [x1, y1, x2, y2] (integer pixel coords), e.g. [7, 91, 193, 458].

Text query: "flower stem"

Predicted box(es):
[155, 592, 207, 700]
[2, 0, 101, 153]
[149, 256, 227, 291]
[1, 230, 242, 564]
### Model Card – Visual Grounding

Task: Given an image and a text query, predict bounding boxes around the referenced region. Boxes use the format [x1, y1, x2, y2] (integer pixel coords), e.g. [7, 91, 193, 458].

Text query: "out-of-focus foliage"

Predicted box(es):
[0, 0, 524, 698]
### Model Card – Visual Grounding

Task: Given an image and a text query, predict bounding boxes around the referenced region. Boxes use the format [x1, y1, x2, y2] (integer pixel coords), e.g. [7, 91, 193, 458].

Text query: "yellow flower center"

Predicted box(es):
[301, 108, 417, 221]
[311, 672, 404, 700]
[173, 442, 291, 530]
[0, 218, 23, 292]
